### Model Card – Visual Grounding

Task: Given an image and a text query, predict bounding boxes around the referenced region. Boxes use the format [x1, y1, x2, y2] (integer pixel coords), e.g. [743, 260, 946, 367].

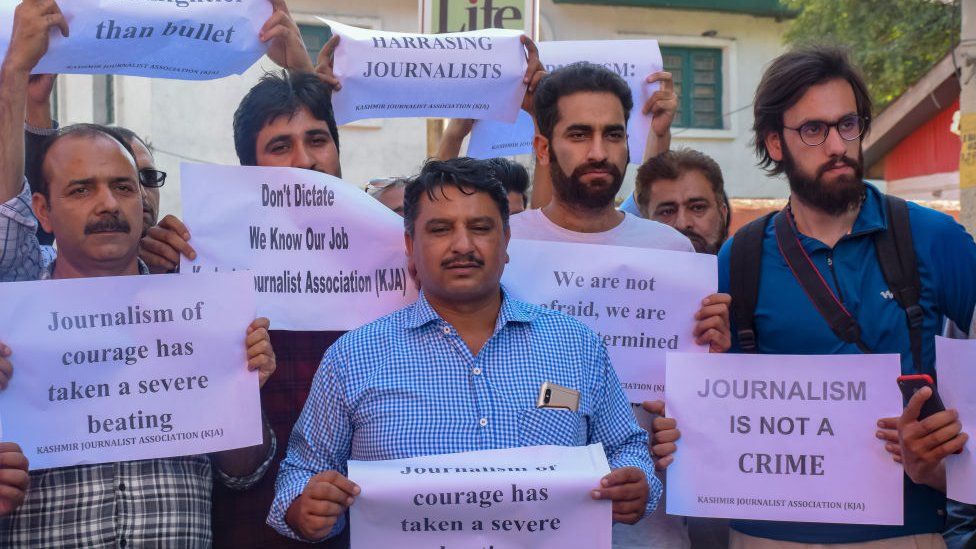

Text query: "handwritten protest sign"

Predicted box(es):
[0, 272, 262, 470]
[349, 444, 611, 549]
[502, 239, 714, 402]
[665, 352, 903, 525]
[0, 0, 270, 80]
[180, 163, 417, 331]
[468, 40, 663, 163]
[936, 336, 976, 504]
[326, 19, 527, 124]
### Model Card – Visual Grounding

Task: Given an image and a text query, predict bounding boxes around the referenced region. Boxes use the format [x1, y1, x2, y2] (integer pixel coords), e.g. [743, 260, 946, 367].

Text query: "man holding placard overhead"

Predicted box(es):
[0, 2, 276, 546]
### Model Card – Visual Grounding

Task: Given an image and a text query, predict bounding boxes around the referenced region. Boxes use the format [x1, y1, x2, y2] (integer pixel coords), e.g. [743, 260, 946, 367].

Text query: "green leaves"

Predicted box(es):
[783, 0, 958, 111]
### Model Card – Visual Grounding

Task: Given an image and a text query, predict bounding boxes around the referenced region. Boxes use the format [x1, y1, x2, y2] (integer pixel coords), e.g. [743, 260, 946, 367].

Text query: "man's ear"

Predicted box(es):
[534, 134, 550, 167]
[765, 131, 783, 162]
[404, 231, 419, 289]
[503, 225, 511, 264]
[31, 192, 54, 233]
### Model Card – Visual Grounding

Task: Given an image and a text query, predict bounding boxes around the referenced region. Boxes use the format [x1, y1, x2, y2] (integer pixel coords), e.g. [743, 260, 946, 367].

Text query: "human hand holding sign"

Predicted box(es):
[139, 215, 196, 273]
[260, 0, 314, 73]
[897, 386, 968, 492]
[0, 343, 29, 517]
[286, 470, 361, 541]
[591, 466, 648, 524]
[642, 400, 680, 471]
[694, 293, 731, 352]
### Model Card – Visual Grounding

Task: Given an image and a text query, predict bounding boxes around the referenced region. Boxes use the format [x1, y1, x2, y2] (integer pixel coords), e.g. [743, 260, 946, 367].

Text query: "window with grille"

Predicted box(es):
[661, 46, 723, 129]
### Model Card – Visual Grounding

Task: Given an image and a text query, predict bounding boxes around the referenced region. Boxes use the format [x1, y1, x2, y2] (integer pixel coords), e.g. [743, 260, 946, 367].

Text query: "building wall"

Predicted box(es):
[53, 0, 789, 220]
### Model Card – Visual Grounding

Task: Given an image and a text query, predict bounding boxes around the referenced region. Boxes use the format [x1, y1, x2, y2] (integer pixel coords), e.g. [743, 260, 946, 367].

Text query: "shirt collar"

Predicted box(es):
[849, 182, 886, 236]
[41, 258, 151, 280]
[403, 285, 538, 330]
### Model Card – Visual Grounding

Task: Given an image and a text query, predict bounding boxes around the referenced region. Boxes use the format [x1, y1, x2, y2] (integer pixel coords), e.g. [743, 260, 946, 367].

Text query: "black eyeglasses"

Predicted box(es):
[782, 114, 868, 147]
[139, 169, 167, 188]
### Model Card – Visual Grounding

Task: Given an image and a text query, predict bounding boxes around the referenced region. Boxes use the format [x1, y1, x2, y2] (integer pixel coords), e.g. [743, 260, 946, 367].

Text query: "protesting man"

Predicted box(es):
[634, 148, 730, 255]
[720, 46, 976, 548]
[268, 157, 656, 542]
[0, 2, 276, 545]
[509, 61, 731, 549]
[141, 20, 544, 546]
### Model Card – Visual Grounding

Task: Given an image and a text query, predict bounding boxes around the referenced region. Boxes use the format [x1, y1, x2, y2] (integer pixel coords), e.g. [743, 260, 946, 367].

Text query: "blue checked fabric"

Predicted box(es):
[0, 180, 49, 281]
[268, 289, 661, 541]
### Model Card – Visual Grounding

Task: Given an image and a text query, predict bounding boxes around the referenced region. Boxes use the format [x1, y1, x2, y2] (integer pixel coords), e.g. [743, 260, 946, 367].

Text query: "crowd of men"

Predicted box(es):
[0, 0, 974, 548]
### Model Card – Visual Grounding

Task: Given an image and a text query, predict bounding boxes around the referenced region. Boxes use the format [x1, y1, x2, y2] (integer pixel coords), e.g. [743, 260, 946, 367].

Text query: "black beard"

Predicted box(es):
[680, 225, 726, 255]
[548, 149, 625, 210]
[782, 140, 865, 216]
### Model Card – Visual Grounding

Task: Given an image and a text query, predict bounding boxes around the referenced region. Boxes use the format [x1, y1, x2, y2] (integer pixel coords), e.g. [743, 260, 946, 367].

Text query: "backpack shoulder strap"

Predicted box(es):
[874, 194, 924, 372]
[729, 212, 775, 353]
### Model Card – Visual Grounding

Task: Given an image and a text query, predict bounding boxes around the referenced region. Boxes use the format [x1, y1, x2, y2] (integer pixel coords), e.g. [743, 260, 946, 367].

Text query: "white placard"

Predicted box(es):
[468, 40, 663, 163]
[502, 239, 714, 402]
[467, 109, 535, 158]
[0, 272, 262, 470]
[326, 19, 527, 124]
[665, 352, 904, 525]
[0, 0, 271, 80]
[349, 444, 611, 549]
[180, 163, 417, 331]
[936, 336, 976, 504]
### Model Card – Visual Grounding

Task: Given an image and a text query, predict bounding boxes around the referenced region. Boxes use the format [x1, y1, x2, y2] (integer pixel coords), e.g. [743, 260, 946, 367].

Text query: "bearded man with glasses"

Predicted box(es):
[716, 46, 976, 549]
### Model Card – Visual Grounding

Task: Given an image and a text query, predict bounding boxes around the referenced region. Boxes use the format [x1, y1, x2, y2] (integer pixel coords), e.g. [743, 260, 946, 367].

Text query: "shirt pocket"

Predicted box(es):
[517, 408, 588, 447]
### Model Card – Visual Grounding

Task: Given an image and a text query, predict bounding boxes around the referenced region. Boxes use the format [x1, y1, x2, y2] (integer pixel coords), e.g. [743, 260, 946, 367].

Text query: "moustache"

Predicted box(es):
[817, 155, 859, 179]
[441, 253, 484, 269]
[571, 160, 621, 180]
[85, 214, 131, 235]
[680, 229, 707, 248]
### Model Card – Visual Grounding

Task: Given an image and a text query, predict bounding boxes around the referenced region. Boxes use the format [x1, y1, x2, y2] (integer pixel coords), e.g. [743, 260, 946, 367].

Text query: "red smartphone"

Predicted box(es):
[897, 374, 962, 454]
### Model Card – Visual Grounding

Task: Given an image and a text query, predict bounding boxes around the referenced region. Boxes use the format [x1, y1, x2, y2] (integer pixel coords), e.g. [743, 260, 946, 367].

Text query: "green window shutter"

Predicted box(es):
[297, 23, 333, 63]
[660, 46, 723, 129]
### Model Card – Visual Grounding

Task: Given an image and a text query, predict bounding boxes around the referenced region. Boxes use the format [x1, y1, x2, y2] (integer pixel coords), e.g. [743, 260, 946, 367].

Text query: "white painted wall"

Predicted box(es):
[53, 0, 790, 220]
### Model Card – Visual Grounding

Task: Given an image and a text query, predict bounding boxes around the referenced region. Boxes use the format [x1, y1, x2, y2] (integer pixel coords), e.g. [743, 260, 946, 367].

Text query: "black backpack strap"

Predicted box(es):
[729, 212, 775, 353]
[773, 210, 873, 353]
[874, 195, 924, 373]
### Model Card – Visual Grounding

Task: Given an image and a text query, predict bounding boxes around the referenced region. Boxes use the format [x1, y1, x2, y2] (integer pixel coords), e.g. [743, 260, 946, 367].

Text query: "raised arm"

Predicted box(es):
[0, 0, 67, 202]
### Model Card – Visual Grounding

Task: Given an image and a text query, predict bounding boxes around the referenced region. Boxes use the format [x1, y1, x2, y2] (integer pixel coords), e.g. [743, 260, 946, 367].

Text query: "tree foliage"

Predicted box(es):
[783, 0, 959, 111]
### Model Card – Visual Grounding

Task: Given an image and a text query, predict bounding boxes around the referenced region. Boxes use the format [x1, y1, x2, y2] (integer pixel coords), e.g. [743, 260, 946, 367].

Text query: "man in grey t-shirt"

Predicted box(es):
[509, 62, 732, 549]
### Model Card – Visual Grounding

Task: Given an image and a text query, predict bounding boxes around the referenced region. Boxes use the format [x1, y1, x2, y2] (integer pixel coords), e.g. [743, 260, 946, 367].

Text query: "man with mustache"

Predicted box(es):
[634, 148, 730, 256]
[718, 46, 976, 548]
[508, 62, 732, 549]
[0, 2, 277, 545]
[269, 157, 657, 543]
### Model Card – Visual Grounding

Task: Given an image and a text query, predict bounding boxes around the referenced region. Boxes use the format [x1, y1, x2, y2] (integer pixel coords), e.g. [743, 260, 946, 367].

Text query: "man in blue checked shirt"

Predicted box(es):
[268, 157, 658, 542]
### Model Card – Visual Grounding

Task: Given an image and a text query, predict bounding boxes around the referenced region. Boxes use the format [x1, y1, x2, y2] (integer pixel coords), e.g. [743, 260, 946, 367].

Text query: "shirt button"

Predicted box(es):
[442, 326, 450, 335]
[472, 367, 482, 375]
[120, 538, 127, 548]
[118, 482, 125, 491]
[479, 418, 488, 427]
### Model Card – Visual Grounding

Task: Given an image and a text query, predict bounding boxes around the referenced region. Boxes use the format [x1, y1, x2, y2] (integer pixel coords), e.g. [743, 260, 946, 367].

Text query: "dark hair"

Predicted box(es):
[634, 148, 730, 224]
[233, 70, 340, 166]
[533, 62, 634, 141]
[485, 157, 529, 206]
[404, 157, 509, 236]
[753, 45, 872, 175]
[112, 126, 151, 152]
[33, 123, 138, 198]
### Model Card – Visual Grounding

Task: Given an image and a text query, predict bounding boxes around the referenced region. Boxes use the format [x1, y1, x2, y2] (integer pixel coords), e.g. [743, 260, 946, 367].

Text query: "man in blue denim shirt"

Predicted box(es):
[268, 158, 658, 543]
